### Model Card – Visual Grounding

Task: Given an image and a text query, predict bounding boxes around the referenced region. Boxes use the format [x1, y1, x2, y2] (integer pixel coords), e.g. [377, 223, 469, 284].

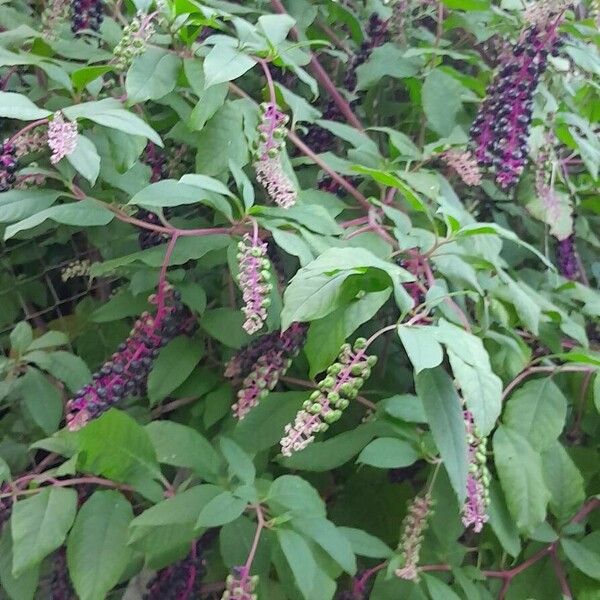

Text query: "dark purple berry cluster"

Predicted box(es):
[144, 533, 215, 600]
[470, 17, 565, 188]
[70, 0, 104, 34]
[136, 209, 171, 250]
[0, 140, 17, 192]
[556, 234, 581, 281]
[144, 142, 168, 183]
[66, 286, 196, 429]
[317, 175, 361, 197]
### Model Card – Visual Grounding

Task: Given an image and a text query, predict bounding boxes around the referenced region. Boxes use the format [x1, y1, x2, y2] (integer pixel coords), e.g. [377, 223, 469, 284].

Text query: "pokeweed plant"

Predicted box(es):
[0, 0, 599, 599]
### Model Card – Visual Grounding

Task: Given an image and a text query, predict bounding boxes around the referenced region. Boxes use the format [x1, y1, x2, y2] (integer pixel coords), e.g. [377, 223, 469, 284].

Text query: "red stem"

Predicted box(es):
[7, 118, 49, 144]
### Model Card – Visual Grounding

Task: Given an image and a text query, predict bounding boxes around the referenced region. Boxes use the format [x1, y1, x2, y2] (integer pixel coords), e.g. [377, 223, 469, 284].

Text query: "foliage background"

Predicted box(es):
[0, 0, 599, 598]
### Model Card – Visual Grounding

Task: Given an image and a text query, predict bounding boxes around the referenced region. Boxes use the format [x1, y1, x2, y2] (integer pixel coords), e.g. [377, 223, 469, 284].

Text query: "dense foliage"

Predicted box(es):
[0, 0, 599, 598]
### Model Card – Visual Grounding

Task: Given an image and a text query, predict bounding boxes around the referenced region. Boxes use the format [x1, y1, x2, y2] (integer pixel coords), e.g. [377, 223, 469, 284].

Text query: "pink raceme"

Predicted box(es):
[47, 112, 78, 164]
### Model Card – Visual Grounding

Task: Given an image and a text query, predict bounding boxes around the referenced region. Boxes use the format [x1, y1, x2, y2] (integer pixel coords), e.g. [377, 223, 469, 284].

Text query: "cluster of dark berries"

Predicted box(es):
[470, 16, 565, 188]
[70, 0, 103, 34]
[66, 286, 196, 429]
[271, 65, 296, 89]
[0, 140, 17, 192]
[317, 175, 361, 197]
[49, 549, 76, 600]
[556, 234, 581, 281]
[144, 534, 213, 600]
[225, 323, 307, 419]
[144, 142, 168, 183]
[136, 209, 171, 250]
[344, 14, 389, 91]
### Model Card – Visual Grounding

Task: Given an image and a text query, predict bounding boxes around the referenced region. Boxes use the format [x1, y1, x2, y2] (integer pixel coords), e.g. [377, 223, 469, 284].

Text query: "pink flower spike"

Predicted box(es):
[442, 149, 482, 186]
[47, 112, 77, 164]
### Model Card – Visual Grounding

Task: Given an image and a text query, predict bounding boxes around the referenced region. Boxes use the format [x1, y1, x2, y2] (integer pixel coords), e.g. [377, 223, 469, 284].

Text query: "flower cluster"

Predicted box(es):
[442, 149, 482, 186]
[61, 259, 92, 282]
[228, 323, 307, 419]
[556, 234, 581, 281]
[237, 234, 272, 335]
[48, 112, 78, 164]
[0, 140, 17, 193]
[254, 102, 296, 208]
[394, 494, 433, 582]
[113, 12, 155, 71]
[144, 534, 213, 600]
[222, 567, 258, 600]
[470, 13, 566, 188]
[280, 338, 377, 456]
[66, 286, 196, 430]
[13, 130, 47, 158]
[70, 0, 104, 34]
[41, 0, 71, 40]
[462, 410, 490, 533]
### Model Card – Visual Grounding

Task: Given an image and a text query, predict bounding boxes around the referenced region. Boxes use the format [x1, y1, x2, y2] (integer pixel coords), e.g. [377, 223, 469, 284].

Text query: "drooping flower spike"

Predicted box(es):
[280, 338, 376, 456]
[470, 6, 567, 188]
[47, 112, 78, 164]
[254, 102, 297, 208]
[236, 231, 272, 335]
[442, 149, 482, 186]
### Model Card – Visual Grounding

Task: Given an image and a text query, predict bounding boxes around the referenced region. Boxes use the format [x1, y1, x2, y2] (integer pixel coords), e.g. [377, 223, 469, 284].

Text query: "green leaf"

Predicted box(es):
[0, 457, 10, 484]
[126, 47, 181, 103]
[257, 13, 296, 44]
[398, 325, 444, 373]
[0, 189, 62, 223]
[26, 350, 91, 392]
[415, 367, 468, 504]
[203, 45, 256, 88]
[196, 491, 247, 527]
[356, 44, 420, 89]
[382, 394, 427, 423]
[219, 437, 255, 485]
[71, 65, 112, 90]
[4, 199, 114, 240]
[25, 330, 69, 351]
[62, 98, 162, 146]
[422, 69, 466, 136]
[338, 527, 394, 559]
[503, 378, 567, 452]
[201, 308, 251, 349]
[67, 491, 134, 600]
[77, 410, 162, 493]
[129, 179, 211, 207]
[147, 336, 204, 403]
[423, 574, 462, 600]
[17, 369, 62, 434]
[65, 134, 100, 185]
[10, 322, 32, 354]
[11, 487, 77, 575]
[268, 475, 326, 518]
[441, 0, 489, 9]
[493, 425, 550, 533]
[0, 92, 51, 120]
[0, 527, 40, 600]
[487, 480, 521, 558]
[357, 438, 419, 469]
[541, 442, 585, 522]
[276, 528, 317, 600]
[145, 421, 221, 481]
[292, 517, 356, 575]
[281, 247, 413, 329]
[561, 538, 600, 581]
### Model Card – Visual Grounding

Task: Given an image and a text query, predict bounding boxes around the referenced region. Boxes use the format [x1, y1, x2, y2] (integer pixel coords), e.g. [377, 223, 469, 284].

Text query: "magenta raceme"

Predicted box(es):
[462, 410, 490, 533]
[236, 233, 272, 335]
[144, 142, 168, 183]
[224, 330, 284, 380]
[230, 323, 307, 419]
[470, 12, 566, 188]
[0, 140, 17, 193]
[66, 286, 196, 430]
[254, 102, 296, 208]
[280, 338, 377, 456]
[556, 233, 581, 281]
[47, 112, 78, 164]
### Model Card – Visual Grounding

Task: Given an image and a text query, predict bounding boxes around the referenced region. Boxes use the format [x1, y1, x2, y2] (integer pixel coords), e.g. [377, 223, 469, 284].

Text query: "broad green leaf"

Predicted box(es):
[382, 394, 427, 423]
[219, 516, 273, 575]
[0, 189, 62, 223]
[356, 44, 421, 89]
[196, 491, 247, 527]
[25, 350, 91, 392]
[201, 308, 251, 349]
[145, 421, 221, 481]
[25, 330, 69, 351]
[0, 92, 51, 120]
[11, 487, 77, 575]
[185, 58, 229, 130]
[147, 335, 204, 403]
[357, 438, 419, 469]
[203, 45, 256, 88]
[0, 527, 40, 600]
[219, 437, 255, 485]
[10, 322, 32, 354]
[66, 134, 100, 184]
[338, 527, 394, 559]
[292, 517, 356, 575]
[62, 98, 162, 145]
[415, 367, 468, 504]
[542, 442, 585, 522]
[129, 180, 210, 207]
[0, 457, 9, 484]
[268, 475, 326, 518]
[422, 69, 466, 136]
[493, 425, 550, 533]
[276, 528, 316, 600]
[91, 290, 150, 323]
[126, 47, 181, 103]
[423, 574, 462, 600]
[67, 491, 134, 600]
[257, 13, 296, 45]
[561, 538, 600, 581]
[487, 480, 521, 558]
[441, 0, 489, 9]
[4, 200, 114, 240]
[503, 378, 567, 452]
[71, 65, 112, 90]
[398, 326, 444, 373]
[17, 368, 62, 434]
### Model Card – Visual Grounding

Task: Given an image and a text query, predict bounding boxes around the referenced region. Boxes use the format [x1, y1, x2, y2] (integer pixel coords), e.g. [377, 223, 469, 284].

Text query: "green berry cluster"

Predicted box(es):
[113, 13, 154, 70]
[221, 572, 258, 600]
